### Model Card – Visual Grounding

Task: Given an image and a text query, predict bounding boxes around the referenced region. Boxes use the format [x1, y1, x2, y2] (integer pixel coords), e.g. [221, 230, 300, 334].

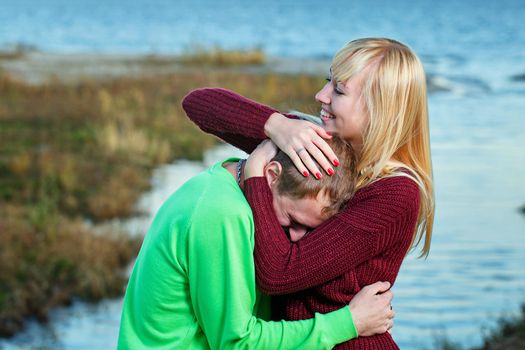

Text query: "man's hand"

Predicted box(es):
[349, 281, 394, 336]
[245, 139, 278, 178]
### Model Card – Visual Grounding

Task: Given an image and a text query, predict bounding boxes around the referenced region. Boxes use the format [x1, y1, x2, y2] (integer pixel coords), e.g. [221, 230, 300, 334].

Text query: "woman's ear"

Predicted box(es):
[264, 161, 282, 188]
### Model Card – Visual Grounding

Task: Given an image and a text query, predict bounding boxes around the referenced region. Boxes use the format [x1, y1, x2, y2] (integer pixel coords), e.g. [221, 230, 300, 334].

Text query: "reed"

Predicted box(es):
[178, 46, 266, 66]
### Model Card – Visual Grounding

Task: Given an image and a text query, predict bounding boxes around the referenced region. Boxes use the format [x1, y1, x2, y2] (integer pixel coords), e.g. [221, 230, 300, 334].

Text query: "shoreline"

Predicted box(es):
[0, 50, 452, 93]
[0, 50, 331, 84]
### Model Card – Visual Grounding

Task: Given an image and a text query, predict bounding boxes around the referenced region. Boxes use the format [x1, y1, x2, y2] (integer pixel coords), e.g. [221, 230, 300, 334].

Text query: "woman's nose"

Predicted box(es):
[315, 82, 332, 104]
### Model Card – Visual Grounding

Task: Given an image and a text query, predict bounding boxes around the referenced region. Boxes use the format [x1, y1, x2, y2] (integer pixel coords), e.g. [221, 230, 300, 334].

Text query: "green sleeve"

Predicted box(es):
[186, 205, 358, 349]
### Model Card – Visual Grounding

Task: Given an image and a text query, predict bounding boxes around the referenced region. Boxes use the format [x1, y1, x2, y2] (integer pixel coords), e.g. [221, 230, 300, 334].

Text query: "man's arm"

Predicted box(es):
[186, 204, 357, 349]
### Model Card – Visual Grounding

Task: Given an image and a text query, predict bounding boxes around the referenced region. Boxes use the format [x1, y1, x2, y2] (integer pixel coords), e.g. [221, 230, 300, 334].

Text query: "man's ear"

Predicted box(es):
[264, 161, 282, 188]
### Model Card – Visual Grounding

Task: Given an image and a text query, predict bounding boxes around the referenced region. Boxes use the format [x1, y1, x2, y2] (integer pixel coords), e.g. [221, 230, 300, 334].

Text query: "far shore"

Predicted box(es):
[0, 50, 451, 93]
[0, 50, 330, 84]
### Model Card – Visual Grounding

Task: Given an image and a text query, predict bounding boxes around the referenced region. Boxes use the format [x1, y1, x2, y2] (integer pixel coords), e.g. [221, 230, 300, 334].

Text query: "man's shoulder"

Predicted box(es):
[179, 165, 252, 221]
[192, 187, 253, 226]
[183, 171, 254, 248]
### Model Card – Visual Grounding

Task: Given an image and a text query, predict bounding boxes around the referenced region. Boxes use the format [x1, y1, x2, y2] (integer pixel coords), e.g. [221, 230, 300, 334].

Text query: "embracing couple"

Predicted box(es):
[118, 37, 434, 349]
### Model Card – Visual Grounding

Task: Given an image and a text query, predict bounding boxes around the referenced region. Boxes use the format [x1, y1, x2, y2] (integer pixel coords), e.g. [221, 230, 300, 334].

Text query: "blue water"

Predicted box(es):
[1, 1, 525, 349]
[1, 0, 524, 59]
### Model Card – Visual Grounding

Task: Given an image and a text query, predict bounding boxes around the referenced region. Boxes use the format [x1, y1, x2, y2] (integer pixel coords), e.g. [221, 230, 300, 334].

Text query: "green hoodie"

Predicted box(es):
[118, 159, 357, 349]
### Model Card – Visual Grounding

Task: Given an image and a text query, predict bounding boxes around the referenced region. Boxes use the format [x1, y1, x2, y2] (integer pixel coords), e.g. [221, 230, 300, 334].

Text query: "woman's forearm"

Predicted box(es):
[182, 88, 278, 153]
[245, 176, 420, 295]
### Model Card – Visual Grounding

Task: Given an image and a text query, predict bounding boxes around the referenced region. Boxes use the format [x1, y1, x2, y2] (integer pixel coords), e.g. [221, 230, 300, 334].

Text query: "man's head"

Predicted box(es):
[264, 136, 357, 241]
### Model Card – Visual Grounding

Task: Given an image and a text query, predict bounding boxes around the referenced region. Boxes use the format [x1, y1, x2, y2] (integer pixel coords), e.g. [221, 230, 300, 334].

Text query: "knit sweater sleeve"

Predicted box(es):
[182, 88, 279, 153]
[244, 175, 421, 295]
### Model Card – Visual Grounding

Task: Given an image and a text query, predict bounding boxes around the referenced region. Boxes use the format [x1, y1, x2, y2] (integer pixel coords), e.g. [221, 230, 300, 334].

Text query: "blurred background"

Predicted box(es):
[0, 0, 524, 349]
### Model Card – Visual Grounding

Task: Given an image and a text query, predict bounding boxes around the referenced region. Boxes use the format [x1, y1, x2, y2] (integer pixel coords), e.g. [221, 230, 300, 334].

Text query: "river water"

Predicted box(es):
[1, 0, 525, 349]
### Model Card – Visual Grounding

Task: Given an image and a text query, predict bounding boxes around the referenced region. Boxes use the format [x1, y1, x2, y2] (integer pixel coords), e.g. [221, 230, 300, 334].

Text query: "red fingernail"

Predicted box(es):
[315, 172, 322, 179]
[303, 171, 309, 177]
[326, 132, 333, 138]
[327, 168, 334, 176]
[333, 159, 340, 167]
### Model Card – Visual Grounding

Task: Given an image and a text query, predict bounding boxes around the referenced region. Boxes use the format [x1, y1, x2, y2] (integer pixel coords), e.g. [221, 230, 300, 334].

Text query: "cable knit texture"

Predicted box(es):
[183, 88, 421, 349]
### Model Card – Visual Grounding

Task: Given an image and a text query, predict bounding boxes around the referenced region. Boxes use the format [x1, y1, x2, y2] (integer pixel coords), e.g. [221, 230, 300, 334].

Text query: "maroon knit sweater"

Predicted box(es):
[183, 88, 421, 349]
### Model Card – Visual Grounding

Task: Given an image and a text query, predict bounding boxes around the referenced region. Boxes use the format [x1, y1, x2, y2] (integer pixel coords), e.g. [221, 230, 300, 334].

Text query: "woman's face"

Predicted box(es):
[315, 69, 368, 150]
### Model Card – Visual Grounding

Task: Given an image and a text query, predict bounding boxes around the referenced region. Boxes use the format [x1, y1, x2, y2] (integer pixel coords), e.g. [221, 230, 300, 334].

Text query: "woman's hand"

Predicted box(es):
[348, 281, 395, 336]
[244, 139, 278, 179]
[264, 112, 338, 179]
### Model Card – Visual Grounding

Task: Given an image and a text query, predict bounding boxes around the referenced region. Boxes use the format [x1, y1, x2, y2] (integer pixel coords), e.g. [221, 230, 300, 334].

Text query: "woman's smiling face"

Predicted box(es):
[315, 69, 369, 150]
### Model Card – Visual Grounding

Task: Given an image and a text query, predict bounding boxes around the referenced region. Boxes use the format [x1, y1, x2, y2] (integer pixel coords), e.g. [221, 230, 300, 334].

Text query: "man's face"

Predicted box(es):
[270, 189, 332, 242]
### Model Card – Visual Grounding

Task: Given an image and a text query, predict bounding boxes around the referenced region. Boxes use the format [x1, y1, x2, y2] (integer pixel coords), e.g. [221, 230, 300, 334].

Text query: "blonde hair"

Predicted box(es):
[331, 38, 434, 257]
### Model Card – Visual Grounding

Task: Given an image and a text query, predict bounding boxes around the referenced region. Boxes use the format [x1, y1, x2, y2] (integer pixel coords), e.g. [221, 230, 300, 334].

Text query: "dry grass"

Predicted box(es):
[178, 46, 266, 66]
[0, 204, 141, 337]
[0, 56, 325, 337]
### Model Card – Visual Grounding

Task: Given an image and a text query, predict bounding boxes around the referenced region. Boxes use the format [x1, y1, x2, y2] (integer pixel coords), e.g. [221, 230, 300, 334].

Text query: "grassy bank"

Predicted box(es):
[0, 56, 325, 337]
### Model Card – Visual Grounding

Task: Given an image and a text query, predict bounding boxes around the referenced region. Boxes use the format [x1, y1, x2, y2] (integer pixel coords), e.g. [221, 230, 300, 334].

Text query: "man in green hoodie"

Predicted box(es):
[118, 138, 394, 349]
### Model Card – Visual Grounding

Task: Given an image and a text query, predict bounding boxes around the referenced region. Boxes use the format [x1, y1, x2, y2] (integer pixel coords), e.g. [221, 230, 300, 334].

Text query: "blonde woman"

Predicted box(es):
[183, 38, 434, 349]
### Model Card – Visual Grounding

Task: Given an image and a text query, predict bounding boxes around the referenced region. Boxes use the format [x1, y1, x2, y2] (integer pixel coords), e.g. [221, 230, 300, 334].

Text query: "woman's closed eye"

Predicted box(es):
[325, 77, 344, 95]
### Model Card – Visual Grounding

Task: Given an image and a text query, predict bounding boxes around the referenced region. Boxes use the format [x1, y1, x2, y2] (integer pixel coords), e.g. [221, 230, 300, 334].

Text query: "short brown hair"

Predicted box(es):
[273, 136, 357, 215]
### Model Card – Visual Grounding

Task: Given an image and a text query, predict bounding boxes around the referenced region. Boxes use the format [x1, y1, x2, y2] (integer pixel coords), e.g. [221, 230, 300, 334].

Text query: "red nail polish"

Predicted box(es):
[333, 159, 340, 167]
[315, 172, 322, 179]
[303, 171, 309, 177]
[326, 132, 333, 138]
[327, 168, 334, 176]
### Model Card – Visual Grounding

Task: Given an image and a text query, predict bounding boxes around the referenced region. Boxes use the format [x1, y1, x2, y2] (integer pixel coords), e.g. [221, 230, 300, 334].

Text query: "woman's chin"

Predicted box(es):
[322, 122, 337, 134]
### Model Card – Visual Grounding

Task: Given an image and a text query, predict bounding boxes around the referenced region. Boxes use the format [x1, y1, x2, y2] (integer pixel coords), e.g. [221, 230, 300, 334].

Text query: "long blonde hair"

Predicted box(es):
[331, 38, 434, 257]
